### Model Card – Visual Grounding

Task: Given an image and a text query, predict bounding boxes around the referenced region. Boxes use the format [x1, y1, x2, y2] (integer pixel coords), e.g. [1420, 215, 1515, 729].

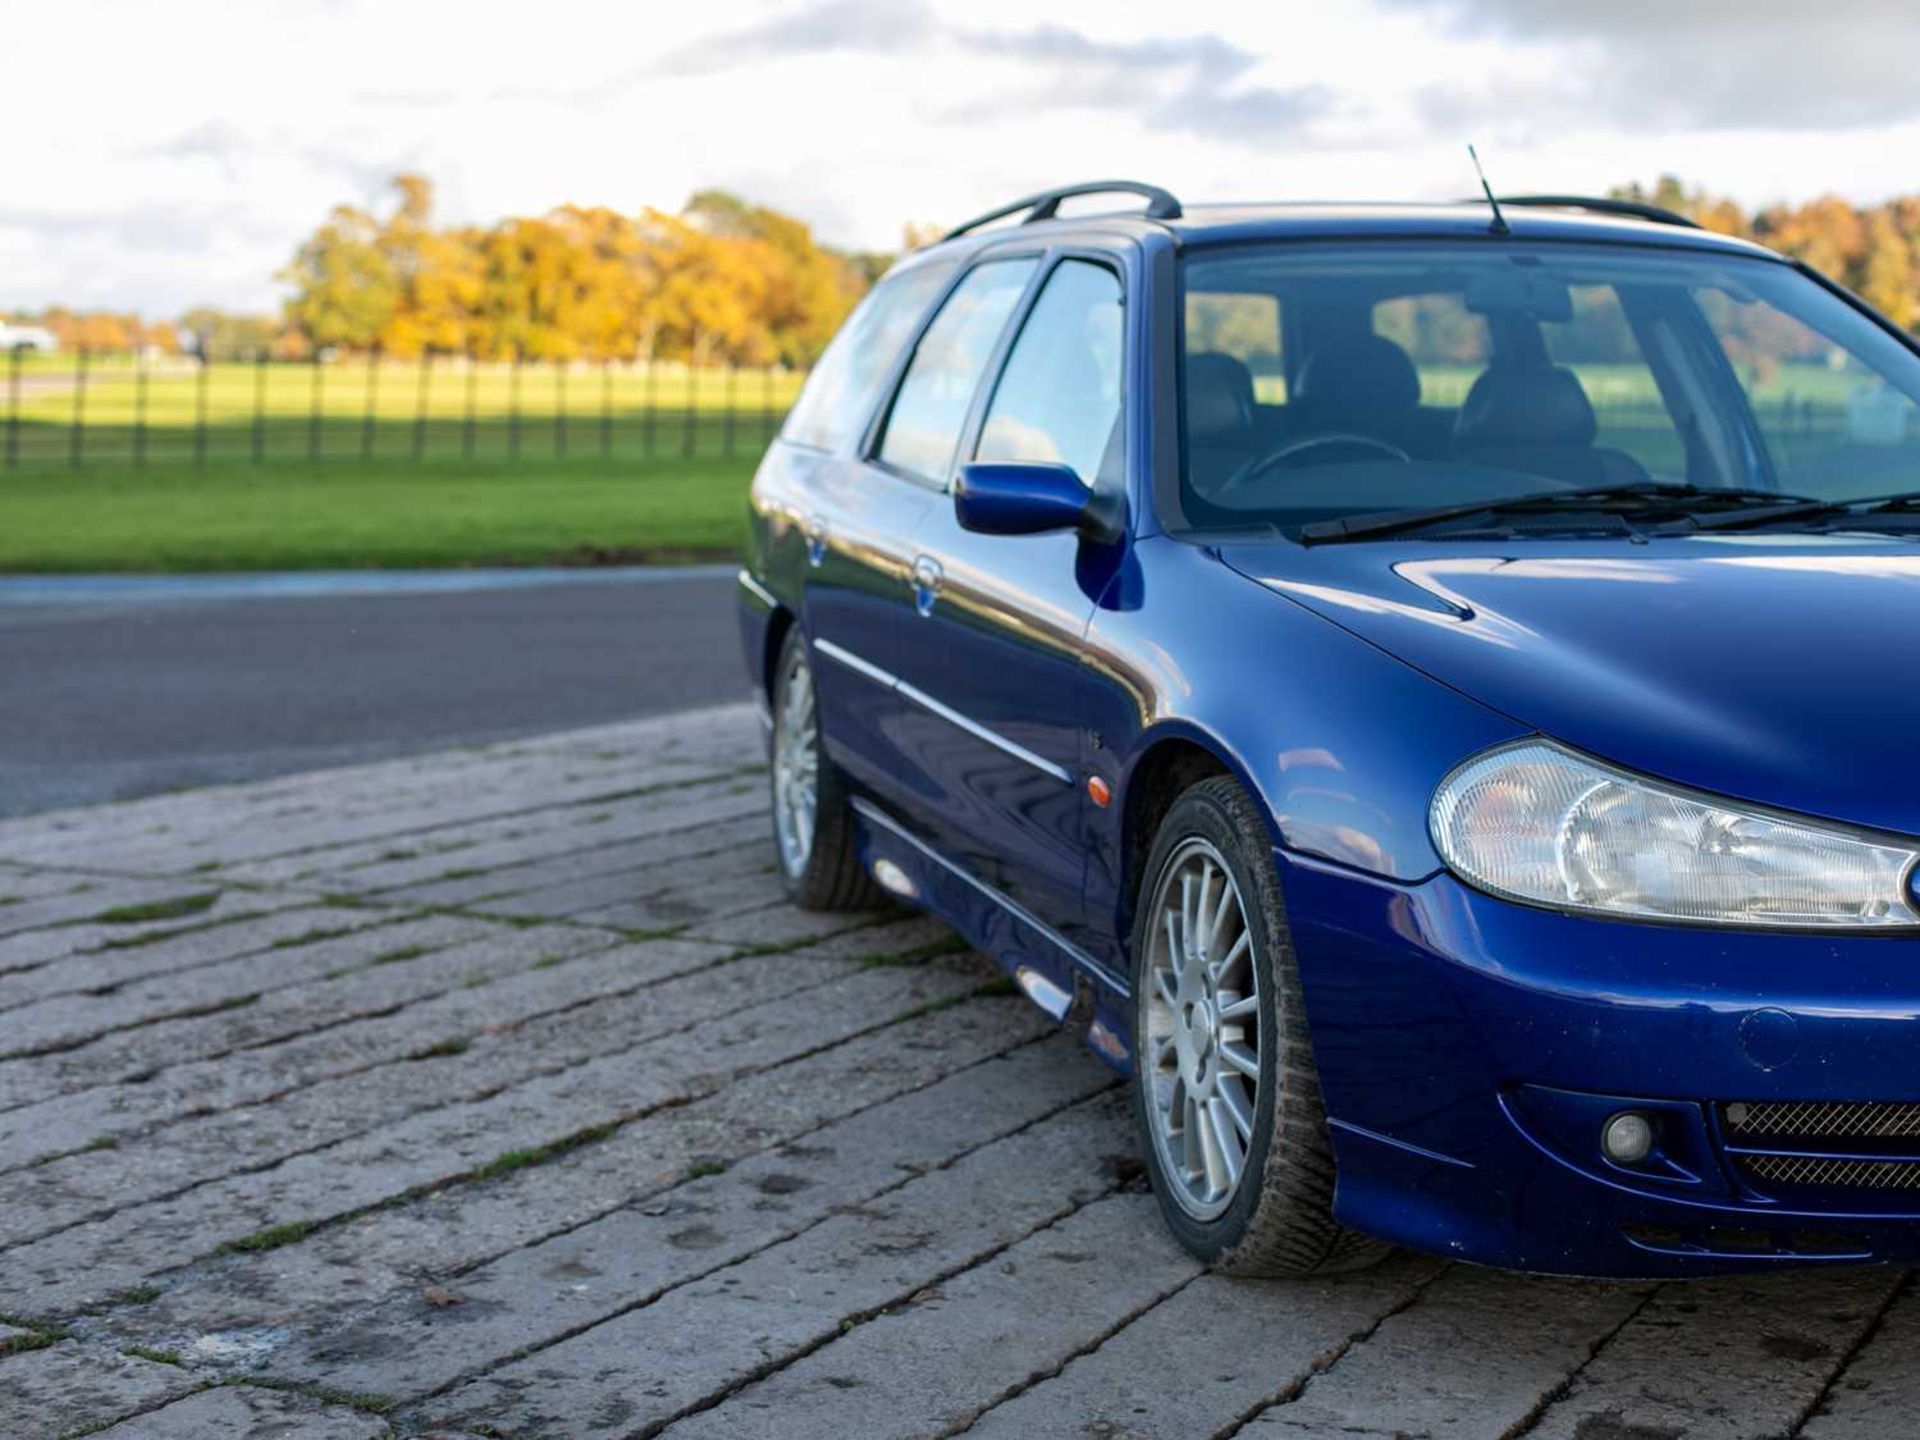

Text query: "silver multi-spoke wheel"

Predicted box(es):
[772, 648, 819, 878]
[1142, 836, 1260, 1221]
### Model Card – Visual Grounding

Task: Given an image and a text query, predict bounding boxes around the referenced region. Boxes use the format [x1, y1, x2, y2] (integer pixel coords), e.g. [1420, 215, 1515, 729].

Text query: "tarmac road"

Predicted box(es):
[0, 566, 750, 817]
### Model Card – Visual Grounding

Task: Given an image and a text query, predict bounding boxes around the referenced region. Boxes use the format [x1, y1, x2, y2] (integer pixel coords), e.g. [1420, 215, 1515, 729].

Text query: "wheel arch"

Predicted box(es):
[1116, 721, 1276, 941]
[761, 604, 798, 704]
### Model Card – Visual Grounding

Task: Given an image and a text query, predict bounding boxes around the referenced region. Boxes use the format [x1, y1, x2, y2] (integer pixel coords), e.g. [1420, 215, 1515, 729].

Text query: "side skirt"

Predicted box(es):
[849, 796, 1133, 1073]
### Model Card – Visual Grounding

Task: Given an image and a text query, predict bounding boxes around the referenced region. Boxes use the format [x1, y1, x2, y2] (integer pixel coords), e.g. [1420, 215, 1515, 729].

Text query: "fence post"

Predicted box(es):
[361, 346, 380, 460]
[462, 348, 478, 460]
[3, 345, 19, 470]
[509, 349, 522, 461]
[134, 349, 150, 468]
[723, 361, 738, 457]
[412, 349, 432, 460]
[308, 351, 323, 462]
[599, 358, 613, 458]
[555, 359, 568, 458]
[70, 347, 89, 469]
[643, 356, 657, 458]
[252, 351, 267, 464]
[681, 353, 697, 458]
[194, 353, 209, 466]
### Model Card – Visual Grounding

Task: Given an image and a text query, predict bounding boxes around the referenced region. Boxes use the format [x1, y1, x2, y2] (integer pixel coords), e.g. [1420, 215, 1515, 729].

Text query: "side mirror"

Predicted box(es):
[954, 462, 1123, 543]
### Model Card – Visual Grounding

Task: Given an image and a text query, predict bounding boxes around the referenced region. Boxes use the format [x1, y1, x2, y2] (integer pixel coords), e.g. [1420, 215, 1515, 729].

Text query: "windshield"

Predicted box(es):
[1176, 241, 1920, 534]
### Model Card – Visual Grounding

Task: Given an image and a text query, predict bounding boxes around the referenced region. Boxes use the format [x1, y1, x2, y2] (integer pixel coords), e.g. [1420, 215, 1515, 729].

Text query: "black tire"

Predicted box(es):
[1128, 774, 1390, 1276]
[769, 628, 886, 912]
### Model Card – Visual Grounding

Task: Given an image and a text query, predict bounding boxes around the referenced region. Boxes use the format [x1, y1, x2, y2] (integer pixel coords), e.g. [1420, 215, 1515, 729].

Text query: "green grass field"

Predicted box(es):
[0, 352, 1877, 573]
[2, 355, 803, 469]
[0, 454, 754, 572]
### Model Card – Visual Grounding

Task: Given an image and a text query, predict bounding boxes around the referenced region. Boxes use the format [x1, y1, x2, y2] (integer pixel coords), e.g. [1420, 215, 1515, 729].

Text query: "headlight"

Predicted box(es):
[1430, 740, 1920, 929]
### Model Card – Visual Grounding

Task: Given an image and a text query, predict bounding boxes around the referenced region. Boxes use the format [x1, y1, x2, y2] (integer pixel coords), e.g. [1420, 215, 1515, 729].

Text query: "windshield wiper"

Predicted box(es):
[1677, 487, 1920, 533]
[1296, 481, 1824, 545]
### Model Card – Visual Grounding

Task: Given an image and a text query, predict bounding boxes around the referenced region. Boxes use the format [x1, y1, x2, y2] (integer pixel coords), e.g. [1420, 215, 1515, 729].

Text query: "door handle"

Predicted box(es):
[802, 513, 829, 567]
[911, 555, 943, 616]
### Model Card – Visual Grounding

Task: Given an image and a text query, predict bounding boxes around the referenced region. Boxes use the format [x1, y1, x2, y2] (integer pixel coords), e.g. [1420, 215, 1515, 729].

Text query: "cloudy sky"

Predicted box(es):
[7, 0, 1918, 316]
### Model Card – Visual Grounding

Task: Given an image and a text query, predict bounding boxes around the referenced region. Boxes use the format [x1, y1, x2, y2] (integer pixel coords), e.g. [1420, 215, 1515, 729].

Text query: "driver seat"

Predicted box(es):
[1452, 363, 1647, 486]
[1287, 335, 1423, 453]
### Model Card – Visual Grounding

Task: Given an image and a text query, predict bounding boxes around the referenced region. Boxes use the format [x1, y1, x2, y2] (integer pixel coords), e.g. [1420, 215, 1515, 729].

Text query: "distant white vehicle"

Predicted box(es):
[0, 323, 58, 354]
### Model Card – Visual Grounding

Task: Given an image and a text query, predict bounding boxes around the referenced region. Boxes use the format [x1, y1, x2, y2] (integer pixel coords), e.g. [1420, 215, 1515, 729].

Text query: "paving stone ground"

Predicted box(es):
[0, 701, 1913, 1439]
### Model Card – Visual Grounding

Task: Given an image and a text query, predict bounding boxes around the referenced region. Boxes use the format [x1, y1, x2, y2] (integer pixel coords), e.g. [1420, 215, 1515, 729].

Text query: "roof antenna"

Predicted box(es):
[1468, 144, 1510, 236]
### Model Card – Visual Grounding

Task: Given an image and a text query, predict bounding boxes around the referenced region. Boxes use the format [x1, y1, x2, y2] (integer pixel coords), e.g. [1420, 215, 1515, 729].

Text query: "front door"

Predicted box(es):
[891, 257, 1129, 966]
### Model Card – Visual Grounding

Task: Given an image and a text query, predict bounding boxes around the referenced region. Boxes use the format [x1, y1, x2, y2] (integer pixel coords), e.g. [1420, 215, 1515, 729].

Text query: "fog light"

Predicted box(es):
[1602, 1111, 1655, 1165]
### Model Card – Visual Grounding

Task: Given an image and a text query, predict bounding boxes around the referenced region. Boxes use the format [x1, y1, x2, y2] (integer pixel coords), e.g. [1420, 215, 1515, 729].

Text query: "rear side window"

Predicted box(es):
[782, 260, 957, 452]
[878, 259, 1038, 482]
[976, 260, 1123, 486]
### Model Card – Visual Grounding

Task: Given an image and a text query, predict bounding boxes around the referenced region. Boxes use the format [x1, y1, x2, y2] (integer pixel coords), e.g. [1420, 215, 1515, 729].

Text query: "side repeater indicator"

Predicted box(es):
[1087, 776, 1112, 808]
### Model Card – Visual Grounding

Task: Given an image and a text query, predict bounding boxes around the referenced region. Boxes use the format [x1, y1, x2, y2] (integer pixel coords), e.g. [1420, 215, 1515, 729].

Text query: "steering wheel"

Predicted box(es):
[1221, 433, 1411, 493]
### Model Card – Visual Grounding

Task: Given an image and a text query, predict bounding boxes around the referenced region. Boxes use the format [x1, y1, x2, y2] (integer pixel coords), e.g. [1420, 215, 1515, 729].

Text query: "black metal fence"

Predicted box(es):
[1, 346, 810, 470]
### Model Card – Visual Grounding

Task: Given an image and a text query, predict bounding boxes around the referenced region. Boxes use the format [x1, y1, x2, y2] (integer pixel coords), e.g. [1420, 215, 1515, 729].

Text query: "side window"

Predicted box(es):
[1697, 286, 1920, 494]
[782, 260, 957, 452]
[1185, 290, 1283, 402]
[977, 260, 1123, 486]
[877, 259, 1037, 481]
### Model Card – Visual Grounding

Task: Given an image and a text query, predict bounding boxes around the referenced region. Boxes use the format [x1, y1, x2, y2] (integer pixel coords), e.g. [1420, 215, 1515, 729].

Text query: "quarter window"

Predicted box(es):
[976, 260, 1124, 486]
[878, 259, 1037, 482]
[782, 259, 957, 452]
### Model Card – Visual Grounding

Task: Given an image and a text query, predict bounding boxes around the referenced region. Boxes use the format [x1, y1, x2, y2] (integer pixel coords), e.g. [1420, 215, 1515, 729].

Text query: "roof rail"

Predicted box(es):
[1495, 194, 1701, 230]
[940, 181, 1182, 242]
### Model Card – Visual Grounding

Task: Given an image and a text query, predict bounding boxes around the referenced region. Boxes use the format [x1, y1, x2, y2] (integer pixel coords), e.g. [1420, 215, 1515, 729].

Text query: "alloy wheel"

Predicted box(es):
[1142, 836, 1261, 1220]
[772, 648, 820, 878]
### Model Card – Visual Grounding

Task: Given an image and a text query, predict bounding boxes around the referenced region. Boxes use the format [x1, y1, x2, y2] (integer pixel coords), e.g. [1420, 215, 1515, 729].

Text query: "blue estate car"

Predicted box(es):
[736, 182, 1920, 1278]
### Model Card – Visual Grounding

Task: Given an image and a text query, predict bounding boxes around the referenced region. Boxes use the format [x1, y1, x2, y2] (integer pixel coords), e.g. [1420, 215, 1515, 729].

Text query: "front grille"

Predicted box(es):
[1739, 1153, 1920, 1190]
[1724, 1100, 1920, 1194]
[1723, 1100, 1920, 1141]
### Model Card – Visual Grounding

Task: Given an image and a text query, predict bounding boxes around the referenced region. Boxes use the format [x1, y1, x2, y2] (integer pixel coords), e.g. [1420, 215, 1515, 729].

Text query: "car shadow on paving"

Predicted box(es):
[0, 702, 1909, 1439]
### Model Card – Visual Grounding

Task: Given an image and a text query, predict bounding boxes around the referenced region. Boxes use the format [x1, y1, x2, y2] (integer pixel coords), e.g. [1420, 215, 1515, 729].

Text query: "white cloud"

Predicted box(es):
[1, 0, 1909, 317]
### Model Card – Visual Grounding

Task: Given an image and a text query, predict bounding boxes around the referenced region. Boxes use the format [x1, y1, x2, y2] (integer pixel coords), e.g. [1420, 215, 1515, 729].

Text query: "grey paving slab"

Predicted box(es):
[962, 1257, 1444, 1440]
[1522, 1267, 1901, 1440]
[0, 1340, 200, 1440]
[0, 905, 396, 1055]
[0, 879, 266, 954]
[659, 1191, 1200, 1440]
[297, 779, 767, 898]
[101, 994, 1054, 1362]
[1237, 1265, 1649, 1438]
[276, 1033, 1116, 1399]
[0, 929, 706, 1170]
[1, 963, 989, 1313]
[1801, 1277, 1920, 1439]
[423, 1093, 1140, 1437]
[0, 918, 595, 1115]
[0, 941, 800, 1248]
[0, 704, 761, 876]
[357, 799, 769, 908]
[0, 887, 324, 998]
[431, 820, 771, 914]
[90, 1384, 393, 1438]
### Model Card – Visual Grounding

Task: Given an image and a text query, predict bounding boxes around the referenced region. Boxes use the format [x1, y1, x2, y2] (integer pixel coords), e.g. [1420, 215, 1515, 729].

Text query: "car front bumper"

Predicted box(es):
[1281, 849, 1920, 1276]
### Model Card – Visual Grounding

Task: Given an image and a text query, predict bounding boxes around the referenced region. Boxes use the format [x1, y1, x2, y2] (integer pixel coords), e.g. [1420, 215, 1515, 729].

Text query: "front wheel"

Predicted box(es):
[1129, 775, 1389, 1275]
[769, 628, 885, 912]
